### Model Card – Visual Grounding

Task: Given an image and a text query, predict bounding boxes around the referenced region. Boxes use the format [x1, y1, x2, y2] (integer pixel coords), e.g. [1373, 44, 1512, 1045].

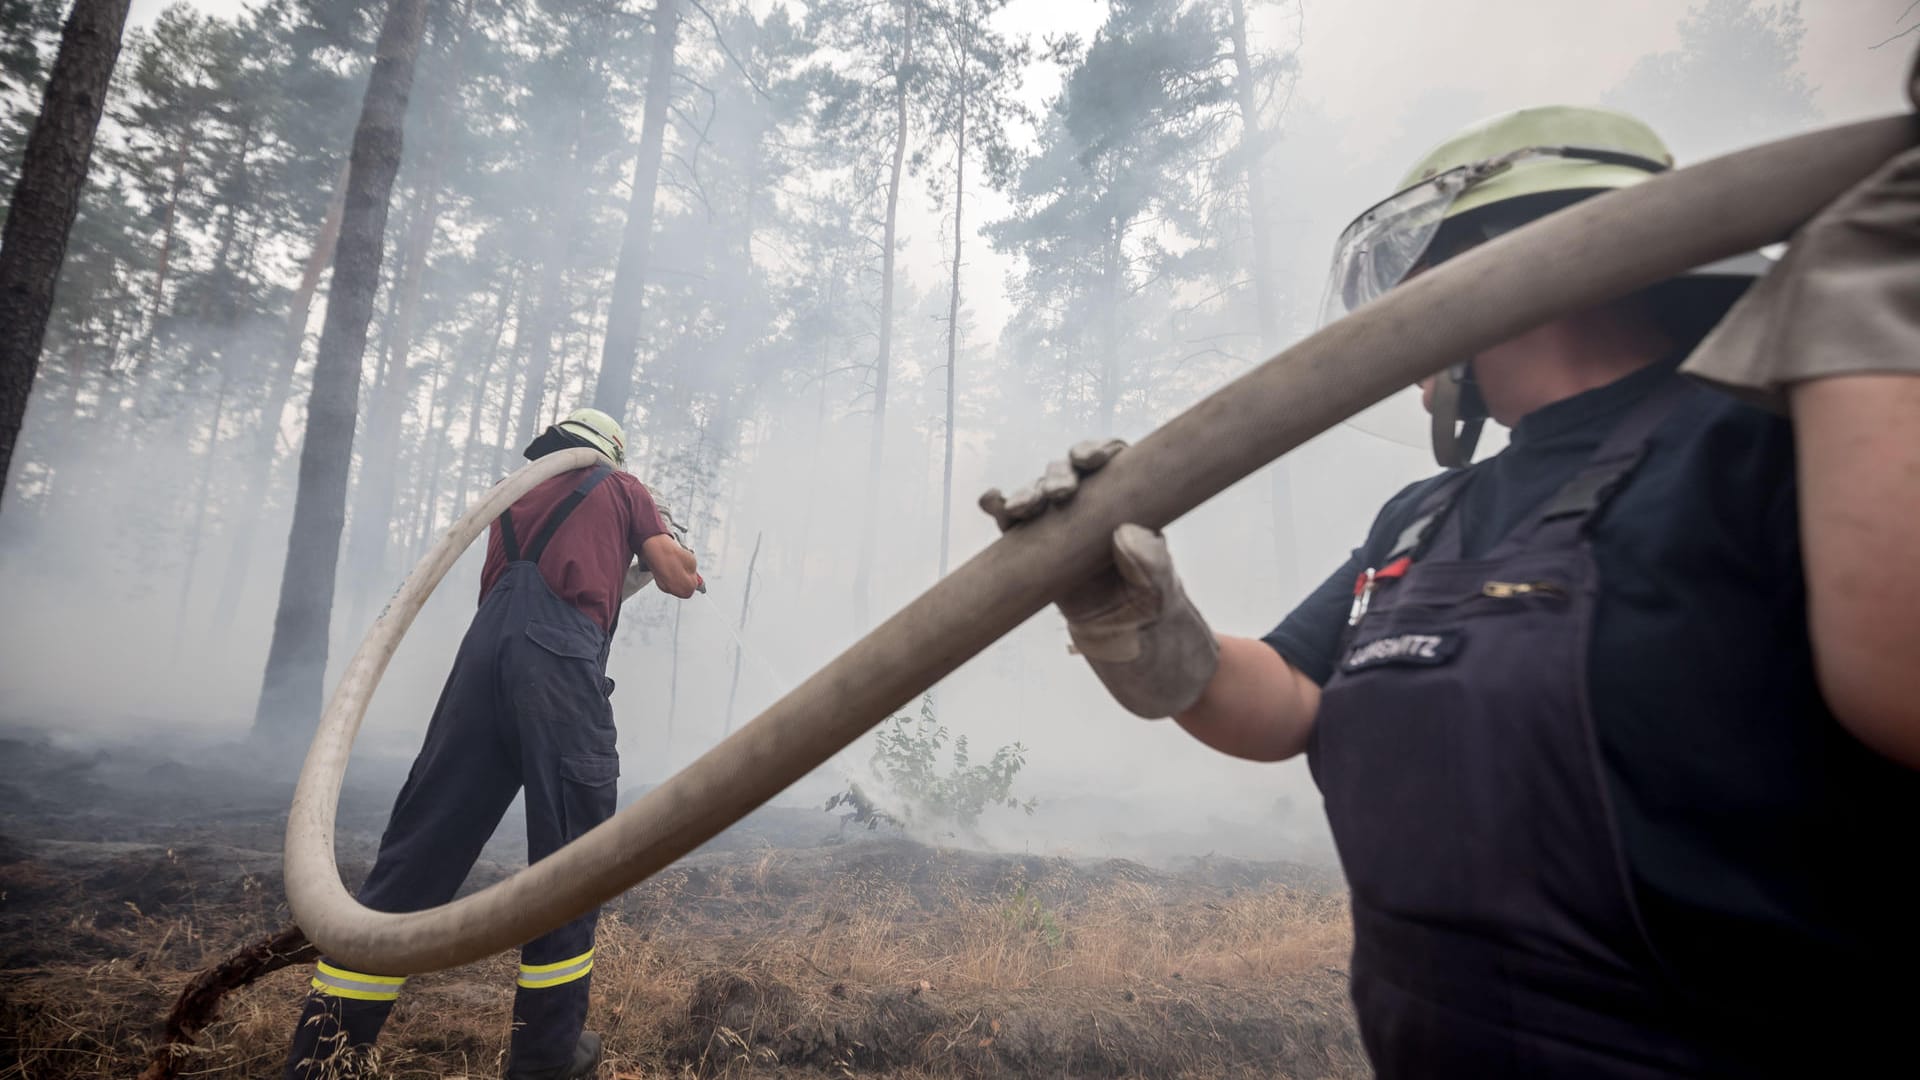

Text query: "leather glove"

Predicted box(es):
[655, 502, 690, 548]
[980, 439, 1220, 719]
[622, 497, 684, 602]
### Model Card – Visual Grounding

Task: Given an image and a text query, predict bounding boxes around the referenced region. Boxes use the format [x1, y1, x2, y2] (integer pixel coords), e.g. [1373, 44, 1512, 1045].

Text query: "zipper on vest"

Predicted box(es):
[1480, 580, 1565, 600]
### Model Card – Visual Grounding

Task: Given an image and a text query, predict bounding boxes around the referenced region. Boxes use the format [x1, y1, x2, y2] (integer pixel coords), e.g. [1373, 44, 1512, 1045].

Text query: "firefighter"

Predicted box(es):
[986, 104, 1920, 1075]
[285, 407, 701, 1080]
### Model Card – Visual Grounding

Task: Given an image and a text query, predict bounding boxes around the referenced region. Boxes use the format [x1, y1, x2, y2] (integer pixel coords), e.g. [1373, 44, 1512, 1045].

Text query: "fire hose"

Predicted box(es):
[283, 112, 1919, 977]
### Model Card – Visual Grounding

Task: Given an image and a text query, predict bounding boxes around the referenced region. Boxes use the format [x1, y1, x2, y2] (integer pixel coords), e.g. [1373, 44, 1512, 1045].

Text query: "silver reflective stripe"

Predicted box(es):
[517, 949, 594, 989]
[311, 961, 406, 1001]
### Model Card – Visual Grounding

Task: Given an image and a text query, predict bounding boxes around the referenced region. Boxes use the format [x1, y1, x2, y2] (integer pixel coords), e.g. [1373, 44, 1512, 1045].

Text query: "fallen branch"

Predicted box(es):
[138, 924, 317, 1080]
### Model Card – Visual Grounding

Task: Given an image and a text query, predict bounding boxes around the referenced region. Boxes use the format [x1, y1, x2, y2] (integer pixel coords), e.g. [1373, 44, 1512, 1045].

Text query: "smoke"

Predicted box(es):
[1, 0, 1911, 871]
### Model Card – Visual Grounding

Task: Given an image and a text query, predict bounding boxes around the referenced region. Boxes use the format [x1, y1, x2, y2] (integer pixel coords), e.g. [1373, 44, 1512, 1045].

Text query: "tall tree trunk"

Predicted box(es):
[252, 0, 432, 742]
[513, 97, 589, 456]
[0, 0, 132, 509]
[1228, 0, 1278, 351]
[723, 530, 762, 734]
[452, 267, 516, 518]
[342, 168, 443, 610]
[1099, 214, 1121, 431]
[344, 4, 465, 610]
[174, 368, 228, 638]
[495, 272, 534, 479]
[1227, 0, 1298, 599]
[207, 159, 350, 635]
[591, 0, 680, 421]
[412, 342, 455, 558]
[939, 54, 965, 579]
[852, 1, 914, 619]
[137, 129, 192, 368]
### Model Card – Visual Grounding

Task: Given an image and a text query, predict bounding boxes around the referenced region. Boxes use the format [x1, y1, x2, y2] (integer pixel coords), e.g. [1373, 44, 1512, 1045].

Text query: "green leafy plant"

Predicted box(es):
[825, 695, 1036, 834]
[1003, 881, 1065, 949]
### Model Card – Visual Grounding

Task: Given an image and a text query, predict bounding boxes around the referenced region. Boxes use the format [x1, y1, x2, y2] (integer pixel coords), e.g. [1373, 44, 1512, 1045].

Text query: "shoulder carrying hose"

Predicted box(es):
[286, 113, 1920, 977]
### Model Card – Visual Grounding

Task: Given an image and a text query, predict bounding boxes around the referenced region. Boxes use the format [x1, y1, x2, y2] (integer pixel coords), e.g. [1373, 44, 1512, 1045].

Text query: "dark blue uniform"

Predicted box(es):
[1268, 363, 1920, 1075]
[288, 465, 621, 1078]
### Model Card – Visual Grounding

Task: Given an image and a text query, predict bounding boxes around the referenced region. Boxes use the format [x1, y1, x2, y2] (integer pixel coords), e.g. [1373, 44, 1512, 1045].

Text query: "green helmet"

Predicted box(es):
[1399, 105, 1673, 224]
[1324, 105, 1677, 326]
[1324, 104, 1767, 467]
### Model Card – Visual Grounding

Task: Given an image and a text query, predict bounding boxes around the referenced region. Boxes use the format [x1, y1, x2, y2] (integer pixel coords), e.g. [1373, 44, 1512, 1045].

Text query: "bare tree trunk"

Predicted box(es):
[723, 530, 762, 734]
[939, 56, 965, 578]
[413, 342, 456, 557]
[1099, 215, 1121, 431]
[513, 101, 592, 456]
[137, 130, 192, 368]
[852, 1, 915, 620]
[591, 0, 680, 421]
[252, 0, 432, 742]
[206, 159, 349, 635]
[452, 267, 517, 517]
[0, 0, 132, 509]
[344, 7, 465, 611]
[495, 274, 534, 479]
[1227, 0, 1299, 599]
[1228, 0, 1279, 351]
[175, 369, 228, 640]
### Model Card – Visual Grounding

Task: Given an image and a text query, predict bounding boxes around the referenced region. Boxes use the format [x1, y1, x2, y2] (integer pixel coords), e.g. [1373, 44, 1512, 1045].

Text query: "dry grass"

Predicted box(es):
[1, 840, 1361, 1078]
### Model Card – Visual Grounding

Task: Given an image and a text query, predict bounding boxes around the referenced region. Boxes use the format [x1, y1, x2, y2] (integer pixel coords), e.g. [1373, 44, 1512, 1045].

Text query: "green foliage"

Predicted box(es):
[1605, 0, 1818, 161]
[989, 0, 1300, 431]
[1002, 881, 1065, 948]
[858, 694, 1036, 831]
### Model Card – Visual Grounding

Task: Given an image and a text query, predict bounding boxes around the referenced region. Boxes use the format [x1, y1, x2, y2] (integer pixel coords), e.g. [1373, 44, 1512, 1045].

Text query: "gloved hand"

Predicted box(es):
[656, 502, 690, 548]
[980, 439, 1220, 719]
[625, 500, 699, 601]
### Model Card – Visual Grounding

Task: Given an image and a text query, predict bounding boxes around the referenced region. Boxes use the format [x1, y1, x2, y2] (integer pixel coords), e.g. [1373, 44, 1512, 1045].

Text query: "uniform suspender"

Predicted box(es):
[500, 464, 614, 566]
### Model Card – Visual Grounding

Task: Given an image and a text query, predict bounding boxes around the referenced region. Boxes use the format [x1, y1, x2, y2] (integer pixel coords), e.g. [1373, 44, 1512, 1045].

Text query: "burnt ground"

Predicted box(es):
[0, 731, 1363, 1078]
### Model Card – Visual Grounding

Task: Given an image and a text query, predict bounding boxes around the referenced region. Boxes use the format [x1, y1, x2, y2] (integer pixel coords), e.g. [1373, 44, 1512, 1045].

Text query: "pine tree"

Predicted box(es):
[0, 0, 133, 508]
[252, 0, 432, 740]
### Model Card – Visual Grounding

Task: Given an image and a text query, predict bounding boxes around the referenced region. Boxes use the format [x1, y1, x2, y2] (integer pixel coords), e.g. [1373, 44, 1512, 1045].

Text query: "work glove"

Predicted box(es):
[980, 439, 1220, 719]
[656, 502, 690, 548]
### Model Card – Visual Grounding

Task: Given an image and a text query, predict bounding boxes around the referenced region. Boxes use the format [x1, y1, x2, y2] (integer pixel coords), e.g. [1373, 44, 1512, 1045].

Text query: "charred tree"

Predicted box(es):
[0, 0, 134, 510]
[591, 0, 680, 421]
[252, 0, 432, 742]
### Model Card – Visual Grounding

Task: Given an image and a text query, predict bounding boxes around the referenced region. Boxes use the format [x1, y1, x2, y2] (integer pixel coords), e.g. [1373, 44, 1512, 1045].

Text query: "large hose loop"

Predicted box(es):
[288, 113, 1920, 976]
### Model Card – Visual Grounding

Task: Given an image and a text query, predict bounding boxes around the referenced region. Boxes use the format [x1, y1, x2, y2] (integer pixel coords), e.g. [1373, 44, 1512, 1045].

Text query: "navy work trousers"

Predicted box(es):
[285, 559, 620, 1077]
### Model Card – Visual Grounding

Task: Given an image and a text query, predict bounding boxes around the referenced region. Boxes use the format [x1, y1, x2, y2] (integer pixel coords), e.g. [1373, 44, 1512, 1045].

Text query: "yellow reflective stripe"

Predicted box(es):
[517, 949, 594, 989]
[311, 962, 406, 1002]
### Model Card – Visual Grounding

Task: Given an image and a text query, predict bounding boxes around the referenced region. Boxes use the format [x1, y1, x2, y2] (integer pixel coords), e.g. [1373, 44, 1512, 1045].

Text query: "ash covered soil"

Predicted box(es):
[0, 731, 1363, 1078]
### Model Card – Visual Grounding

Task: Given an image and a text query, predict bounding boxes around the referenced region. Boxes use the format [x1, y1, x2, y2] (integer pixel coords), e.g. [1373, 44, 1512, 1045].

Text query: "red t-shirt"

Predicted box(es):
[480, 466, 668, 634]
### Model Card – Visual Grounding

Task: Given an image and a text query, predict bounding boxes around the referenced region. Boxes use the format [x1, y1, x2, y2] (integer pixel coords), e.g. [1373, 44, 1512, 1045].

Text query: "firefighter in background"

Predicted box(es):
[286, 408, 701, 1080]
[986, 104, 1920, 1076]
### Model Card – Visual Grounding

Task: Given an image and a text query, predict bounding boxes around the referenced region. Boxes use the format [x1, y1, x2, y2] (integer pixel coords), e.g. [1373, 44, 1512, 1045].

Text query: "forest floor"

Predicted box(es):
[0, 730, 1364, 1078]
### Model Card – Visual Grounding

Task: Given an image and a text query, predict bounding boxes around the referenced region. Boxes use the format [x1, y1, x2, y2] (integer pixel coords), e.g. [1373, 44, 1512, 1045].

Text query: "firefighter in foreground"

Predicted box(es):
[284, 408, 701, 1080]
[987, 104, 1920, 1075]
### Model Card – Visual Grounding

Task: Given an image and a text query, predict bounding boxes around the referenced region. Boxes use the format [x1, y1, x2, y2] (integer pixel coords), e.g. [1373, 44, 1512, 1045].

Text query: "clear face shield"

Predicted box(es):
[1318, 146, 1671, 327]
[1318, 145, 1673, 466]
